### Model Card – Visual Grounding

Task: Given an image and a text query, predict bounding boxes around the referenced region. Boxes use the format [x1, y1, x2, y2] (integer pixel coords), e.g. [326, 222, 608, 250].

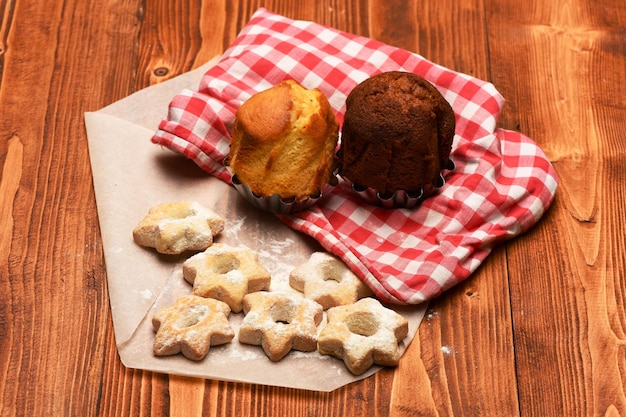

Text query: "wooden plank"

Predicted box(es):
[404, 248, 519, 416]
[487, 0, 626, 415]
[134, 0, 233, 87]
[0, 0, 142, 415]
[168, 376, 206, 416]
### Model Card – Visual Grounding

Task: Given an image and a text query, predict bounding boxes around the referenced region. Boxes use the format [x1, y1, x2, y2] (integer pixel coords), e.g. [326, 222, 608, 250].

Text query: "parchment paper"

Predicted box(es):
[84, 57, 426, 392]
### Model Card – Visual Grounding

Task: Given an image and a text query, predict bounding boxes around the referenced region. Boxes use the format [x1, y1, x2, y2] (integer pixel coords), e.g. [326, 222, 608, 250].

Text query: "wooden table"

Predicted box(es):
[1, 0, 624, 415]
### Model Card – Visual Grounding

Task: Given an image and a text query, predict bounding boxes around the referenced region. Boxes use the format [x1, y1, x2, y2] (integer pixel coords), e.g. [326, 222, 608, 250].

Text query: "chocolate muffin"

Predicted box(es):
[338, 71, 455, 197]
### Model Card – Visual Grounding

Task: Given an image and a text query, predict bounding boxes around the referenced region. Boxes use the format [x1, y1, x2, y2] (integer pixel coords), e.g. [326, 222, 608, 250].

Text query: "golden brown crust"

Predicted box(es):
[233, 81, 293, 144]
[228, 80, 339, 201]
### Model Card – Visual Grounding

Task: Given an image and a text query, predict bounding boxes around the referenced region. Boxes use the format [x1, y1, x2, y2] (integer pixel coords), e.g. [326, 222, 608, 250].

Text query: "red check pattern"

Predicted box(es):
[152, 8, 558, 304]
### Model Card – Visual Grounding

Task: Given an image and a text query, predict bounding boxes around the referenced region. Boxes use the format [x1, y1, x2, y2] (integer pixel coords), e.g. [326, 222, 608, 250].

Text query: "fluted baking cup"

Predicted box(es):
[341, 159, 455, 209]
[229, 172, 337, 215]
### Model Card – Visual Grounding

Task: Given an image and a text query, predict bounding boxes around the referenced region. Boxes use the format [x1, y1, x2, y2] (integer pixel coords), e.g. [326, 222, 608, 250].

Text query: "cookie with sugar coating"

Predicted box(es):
[182, 243, 271, 313]
[133, 201, 224, 254]
[152, 294, 235, 361]
[317, 297, 409, 375]
[289, 252, 372, 310]
[238, 291, 323, 361]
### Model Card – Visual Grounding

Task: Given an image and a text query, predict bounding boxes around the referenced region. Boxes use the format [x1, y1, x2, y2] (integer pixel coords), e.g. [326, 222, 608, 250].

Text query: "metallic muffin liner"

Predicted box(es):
[229, 170, 337, 215]
[341, 159, 455, 209]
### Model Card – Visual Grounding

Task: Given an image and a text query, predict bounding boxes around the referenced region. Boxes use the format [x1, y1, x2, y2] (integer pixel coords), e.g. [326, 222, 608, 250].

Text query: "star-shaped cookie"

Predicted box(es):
[238, 291, 324, 361]
[133, 201, 225, 254]
[182, 243, 271, 313]
[289, 252, 372, 309]
[152, 294, 235, 361]
[317, 297, 409, 375]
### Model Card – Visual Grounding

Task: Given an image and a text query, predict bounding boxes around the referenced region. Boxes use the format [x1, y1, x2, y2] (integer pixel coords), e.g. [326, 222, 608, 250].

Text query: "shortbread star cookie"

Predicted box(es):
[152, 294, 235, 361]
[317, 297, 409, 375]
[289, 252, 373, 309]
[182, 243, 271, 313]
[238, 291, 323, 361]
[133, 201, 225, 254]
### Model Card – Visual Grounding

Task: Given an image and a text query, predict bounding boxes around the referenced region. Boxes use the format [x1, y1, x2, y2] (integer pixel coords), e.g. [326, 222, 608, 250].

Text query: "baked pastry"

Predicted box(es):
[289, 252, 372, 309]
[152, 294, 235, 361]
[317, 297, 409, 375]
[227, 80, 339, 202]
[238, 291, 324, 361]
[182, 243, 271, 313]
[133, 201, 225, 254]
[338, 71, 455, 196]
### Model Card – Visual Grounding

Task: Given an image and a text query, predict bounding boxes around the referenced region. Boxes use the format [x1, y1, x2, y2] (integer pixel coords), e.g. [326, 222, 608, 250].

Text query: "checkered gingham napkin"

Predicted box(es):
[152, 8, 558, 305]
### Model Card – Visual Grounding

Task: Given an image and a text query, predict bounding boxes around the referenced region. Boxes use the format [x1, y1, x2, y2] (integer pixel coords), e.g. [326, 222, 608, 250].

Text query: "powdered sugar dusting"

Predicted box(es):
[140, 195, 420, 389]
[224, 268, 245, 283]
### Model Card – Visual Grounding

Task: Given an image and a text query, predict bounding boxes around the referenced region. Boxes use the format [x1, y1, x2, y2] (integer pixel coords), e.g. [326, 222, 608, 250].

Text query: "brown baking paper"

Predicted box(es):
[84, 57, 426, 392]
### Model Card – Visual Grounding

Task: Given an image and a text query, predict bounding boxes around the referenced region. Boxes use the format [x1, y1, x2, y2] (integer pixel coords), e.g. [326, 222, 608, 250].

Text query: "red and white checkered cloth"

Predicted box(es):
[152, 8, 558, 305]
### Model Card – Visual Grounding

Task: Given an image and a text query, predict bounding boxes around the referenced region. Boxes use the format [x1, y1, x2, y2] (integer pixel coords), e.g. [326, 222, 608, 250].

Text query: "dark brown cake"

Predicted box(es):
[338, 71, 455, 196]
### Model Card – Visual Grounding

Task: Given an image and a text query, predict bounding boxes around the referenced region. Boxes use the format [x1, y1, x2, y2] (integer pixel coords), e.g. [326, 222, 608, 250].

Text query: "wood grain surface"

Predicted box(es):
[1, 0, 625, 416]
